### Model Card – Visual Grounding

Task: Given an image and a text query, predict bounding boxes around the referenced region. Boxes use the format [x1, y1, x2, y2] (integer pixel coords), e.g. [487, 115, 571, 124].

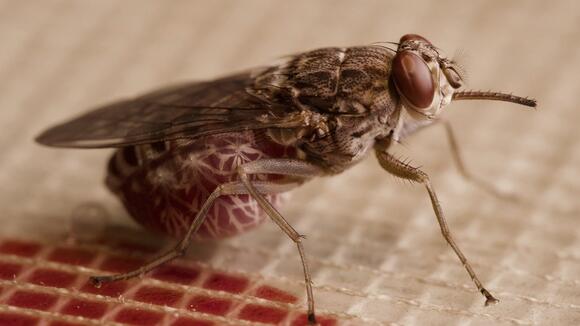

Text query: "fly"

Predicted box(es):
[36, 34, 537, 324]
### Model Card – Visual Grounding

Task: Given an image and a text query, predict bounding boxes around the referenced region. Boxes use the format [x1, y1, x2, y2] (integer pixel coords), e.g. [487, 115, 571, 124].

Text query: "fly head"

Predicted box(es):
[391, 34, 536, 123]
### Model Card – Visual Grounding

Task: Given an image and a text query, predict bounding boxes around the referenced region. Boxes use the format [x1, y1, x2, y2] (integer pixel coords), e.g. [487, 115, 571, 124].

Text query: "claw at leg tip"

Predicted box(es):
[481, 289, 499, 306]
[90, 276, 103, 288]
[307, 312, 317, 324]
[485, 296, 500, 306]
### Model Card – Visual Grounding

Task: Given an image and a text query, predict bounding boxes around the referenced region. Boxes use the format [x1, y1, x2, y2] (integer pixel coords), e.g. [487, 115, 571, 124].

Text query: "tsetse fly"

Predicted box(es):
[37, 34, 536, 324]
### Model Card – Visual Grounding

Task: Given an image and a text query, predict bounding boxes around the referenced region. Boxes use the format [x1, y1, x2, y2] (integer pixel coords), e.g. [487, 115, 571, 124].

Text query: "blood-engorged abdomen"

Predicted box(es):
[106, 131, 299, 241]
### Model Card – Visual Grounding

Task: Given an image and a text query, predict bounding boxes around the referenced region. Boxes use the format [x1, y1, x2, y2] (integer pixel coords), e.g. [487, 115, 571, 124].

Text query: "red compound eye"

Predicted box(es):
[392, 51, 435, 109]
[400, 33, 432, 45]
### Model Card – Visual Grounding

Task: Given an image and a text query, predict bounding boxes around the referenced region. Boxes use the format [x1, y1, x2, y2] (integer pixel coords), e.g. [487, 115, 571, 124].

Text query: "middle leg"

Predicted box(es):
[237, 159, 323, 324]
[442, 120, 516, 200]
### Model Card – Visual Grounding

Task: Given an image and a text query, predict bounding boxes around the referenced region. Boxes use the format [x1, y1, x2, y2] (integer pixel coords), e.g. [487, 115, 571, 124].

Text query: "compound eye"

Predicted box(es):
[392, 51, 435, 109]
[400, 34, 432, 45]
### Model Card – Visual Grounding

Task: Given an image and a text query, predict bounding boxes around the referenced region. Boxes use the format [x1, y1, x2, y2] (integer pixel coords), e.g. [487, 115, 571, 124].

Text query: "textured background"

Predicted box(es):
[1, 1, 579, 325]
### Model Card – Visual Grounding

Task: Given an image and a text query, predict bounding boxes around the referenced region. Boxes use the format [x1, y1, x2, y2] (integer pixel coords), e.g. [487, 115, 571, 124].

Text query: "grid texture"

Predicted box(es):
[1, 1, 579, 325]
[0, 238, 335, 325]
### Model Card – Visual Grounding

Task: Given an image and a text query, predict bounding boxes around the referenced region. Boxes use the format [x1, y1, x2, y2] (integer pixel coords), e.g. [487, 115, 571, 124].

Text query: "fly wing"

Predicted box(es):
[36, 71, 303, 148]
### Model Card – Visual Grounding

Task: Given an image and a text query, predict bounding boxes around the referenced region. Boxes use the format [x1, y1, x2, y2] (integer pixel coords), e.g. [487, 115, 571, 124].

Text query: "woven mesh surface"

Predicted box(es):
[0, 237, 332, 325]
[0, 1, 579, 325]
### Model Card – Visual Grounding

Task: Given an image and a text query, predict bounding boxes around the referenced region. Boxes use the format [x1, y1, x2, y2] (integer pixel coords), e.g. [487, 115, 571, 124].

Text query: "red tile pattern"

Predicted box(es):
[0, 240, 42, 257]
[99, 255, 147, 273]
[187, 295, 233, 315]
[0, 238, 338, 325]
[202, 272, 249, 294]
[49, 321, 86, 326]
[150, 264, 200, 285]
[238, 304, 288, 324]
[114, 307, 164, 325]
[254, 285, 298, 303]
[0, 312, 38, 326]
[0, 262, 22, 280]
[6, 290, 58, 310]
[172, 317, 215, 326]
[26, 269, 77, 288]
[132, 285, 183, 306]
[46, 248, 95, 266]
[60, 298, 108, 318]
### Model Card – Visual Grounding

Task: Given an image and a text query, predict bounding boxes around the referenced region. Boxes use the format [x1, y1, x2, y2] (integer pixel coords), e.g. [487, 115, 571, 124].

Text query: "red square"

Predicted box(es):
[99, 255, 146, 273]
[26, 268, 77, 288]
[50, 320, 85, 326]
[50, 320, 86, 326]
[202, 272, 248, 294]
[187, 295, 233, 315]
[50, 321, 86, 326]
[114, 308, 163, 325]
[0, 240, 41, 257]
[0, 312, 38, 326]
[6, 290, 58, 310]
[171, 317, 214, 326]
[47, 247, 95, 266]
[253, 285, 297, 303]
[132, 285, 183, 306]
[238, 304, 288, 324]
[61, 298, 108, 318]
[80, 279, 128, 297]
[150, 264, 200, 285]
[0, 262, 22, 280]
[113, 242, 157, 254]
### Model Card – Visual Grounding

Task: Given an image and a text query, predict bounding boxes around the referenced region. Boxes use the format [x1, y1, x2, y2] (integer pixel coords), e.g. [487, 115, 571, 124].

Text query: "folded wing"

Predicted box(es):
[36, 72, 304, 148]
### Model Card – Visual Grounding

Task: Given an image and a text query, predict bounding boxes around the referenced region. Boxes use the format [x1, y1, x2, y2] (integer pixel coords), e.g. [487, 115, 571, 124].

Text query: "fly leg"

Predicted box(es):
[442, 120, 516, 201]
[90, 181, 298, 284]
[375, 150, 499, 306]
[91, 159, 323, 324]
[236, 159, 323, 324]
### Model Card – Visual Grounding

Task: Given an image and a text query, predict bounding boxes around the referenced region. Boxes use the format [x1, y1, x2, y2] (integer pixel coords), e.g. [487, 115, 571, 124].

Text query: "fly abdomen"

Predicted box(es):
[106, 141, 170, 188]
[105, 131, 300, 241]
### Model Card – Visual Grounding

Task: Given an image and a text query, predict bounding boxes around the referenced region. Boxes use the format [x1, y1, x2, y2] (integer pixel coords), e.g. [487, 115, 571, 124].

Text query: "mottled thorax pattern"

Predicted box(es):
[253, 46, 397, 115]
[251, 46, 400, 173]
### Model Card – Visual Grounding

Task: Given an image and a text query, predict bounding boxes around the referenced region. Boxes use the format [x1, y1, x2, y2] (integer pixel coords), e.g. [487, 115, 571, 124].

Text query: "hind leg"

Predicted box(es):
[92, 158, 323, 324]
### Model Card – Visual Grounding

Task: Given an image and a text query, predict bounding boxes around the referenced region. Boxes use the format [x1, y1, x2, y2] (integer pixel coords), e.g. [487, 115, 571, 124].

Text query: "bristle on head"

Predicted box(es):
[451, 49, 469, 84]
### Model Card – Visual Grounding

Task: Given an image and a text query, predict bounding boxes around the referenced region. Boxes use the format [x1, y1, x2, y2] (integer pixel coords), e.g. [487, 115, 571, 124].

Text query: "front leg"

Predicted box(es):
[442, 120, 515, 200]
[375, 150, 499, 306]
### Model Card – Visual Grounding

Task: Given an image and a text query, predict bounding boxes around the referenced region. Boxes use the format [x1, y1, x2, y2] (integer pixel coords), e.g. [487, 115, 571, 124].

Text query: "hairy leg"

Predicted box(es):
[237, 159, 322, 324]
[92, 159, 323, 323]
[375, 150, 499, 306]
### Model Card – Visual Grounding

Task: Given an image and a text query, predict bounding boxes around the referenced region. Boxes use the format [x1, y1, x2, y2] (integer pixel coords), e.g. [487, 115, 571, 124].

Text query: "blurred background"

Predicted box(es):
[0, 0, 579, 325]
